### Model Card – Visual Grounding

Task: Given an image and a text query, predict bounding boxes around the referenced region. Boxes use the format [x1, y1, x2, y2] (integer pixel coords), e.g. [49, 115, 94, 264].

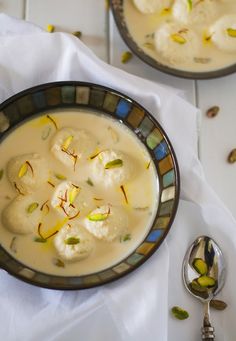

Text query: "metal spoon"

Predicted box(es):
[183, 236, 226, 340]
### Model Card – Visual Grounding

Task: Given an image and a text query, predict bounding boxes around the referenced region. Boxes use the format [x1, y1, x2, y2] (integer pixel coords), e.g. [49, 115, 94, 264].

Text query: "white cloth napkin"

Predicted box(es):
[0, 14, 235, 341]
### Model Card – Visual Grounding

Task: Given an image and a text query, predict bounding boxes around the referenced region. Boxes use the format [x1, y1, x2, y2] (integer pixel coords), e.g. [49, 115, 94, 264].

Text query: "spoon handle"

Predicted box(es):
[201, 302, 215, 340]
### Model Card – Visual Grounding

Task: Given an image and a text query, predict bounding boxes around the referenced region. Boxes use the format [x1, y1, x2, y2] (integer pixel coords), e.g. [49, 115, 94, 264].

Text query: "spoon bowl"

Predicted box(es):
[183, 236, 226, 340]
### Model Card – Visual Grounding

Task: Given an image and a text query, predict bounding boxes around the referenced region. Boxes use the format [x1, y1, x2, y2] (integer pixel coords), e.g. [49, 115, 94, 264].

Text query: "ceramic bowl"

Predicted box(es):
[111, 0, 236, 79]
[0, 81, 180, 289]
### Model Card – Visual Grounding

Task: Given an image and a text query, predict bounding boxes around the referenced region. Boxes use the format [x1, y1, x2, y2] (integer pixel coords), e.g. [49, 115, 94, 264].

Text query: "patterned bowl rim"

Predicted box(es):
[0, 81, 180, 290]
[110, 0, 236, 80]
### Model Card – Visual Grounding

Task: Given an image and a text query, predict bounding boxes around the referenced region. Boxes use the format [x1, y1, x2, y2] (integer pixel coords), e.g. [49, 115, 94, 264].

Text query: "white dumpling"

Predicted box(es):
[133, 0, 171, 14]
[51, 128, 96, 168]
[209, 15, 236, 53]
[54, 223, 94, 261]
[84, 205, 128, 242]
[7, 153, 48, 195]
[154, 23, 200, 65]
[2, 195, 40, 235]
[51, 181, 93, 218]
[172, 0, 219, 25]
[91, 149, 133, 187]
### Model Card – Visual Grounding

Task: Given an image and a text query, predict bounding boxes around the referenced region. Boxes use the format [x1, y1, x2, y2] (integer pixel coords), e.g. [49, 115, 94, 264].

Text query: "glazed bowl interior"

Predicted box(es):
[0, 81, 180, 289]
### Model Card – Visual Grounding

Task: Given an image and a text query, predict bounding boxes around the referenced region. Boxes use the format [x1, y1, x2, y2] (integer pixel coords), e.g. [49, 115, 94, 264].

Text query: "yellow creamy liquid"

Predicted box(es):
[0, 110, 158, 276]
[124, 0, 236, 72]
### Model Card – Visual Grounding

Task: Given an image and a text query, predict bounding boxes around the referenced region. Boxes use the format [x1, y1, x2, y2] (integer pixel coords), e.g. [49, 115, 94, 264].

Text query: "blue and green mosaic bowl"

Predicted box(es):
[0, 81, 180, 290]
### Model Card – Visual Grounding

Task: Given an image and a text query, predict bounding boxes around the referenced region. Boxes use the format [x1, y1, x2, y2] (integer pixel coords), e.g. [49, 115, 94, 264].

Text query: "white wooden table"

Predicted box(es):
[2, 0, 236, 217]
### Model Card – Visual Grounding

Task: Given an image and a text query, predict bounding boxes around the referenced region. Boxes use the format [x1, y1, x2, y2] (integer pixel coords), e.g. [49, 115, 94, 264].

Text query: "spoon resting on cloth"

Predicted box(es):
[182, 236, 226, 340]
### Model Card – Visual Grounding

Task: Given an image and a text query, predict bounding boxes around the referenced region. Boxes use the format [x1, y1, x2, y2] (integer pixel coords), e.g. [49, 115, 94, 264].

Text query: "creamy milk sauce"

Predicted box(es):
[0, 110, 158, 276]
[124, 0, 236, 72]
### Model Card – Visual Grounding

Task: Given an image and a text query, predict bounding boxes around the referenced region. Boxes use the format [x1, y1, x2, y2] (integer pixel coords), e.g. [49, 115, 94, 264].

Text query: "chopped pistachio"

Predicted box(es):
[226, 28, 236, 38]
[65, 237, 80, 245]
[105, 159, 123, 169]
[18, 162, 28, 178]
[206, 105, 219, 118]
[120, 234, 131, 242]
[54, 173, 67, 180]
[34, 237, 47, 243]
[190, 279, 208, 293]
[88, 210, 110, 221]
[194, 57, 211, 64]
[210, 299, 227, 311]
[27, 202, 39, 214]
[187, 0, 192, 11]
[47, 24, 55, 33]
[197, 275, 216, 288]
[41, 126, 52, 140]
[69, 187, 80, 204]
[143, 42, 155, 50]
[228, 149, 236, 163]
[0, 169, 3, 180]
[192, 258, 208, 275]
[62, 135, 73, 151]
[171, 306, 189, 320]
[86, 178, 94, 186]
[53, 258, 65, 268]
[171, 34, 186, 44]
[73, 31, 82, 38]
[121, 51, 133, 64]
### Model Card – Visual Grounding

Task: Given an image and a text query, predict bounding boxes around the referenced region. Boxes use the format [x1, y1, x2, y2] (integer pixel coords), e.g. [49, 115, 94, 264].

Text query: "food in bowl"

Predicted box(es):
[0, 110, 158, 276]
[123, 0, 236, 72]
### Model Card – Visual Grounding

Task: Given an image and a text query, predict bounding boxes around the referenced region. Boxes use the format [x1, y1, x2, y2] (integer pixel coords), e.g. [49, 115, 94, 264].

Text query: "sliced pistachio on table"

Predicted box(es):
[206, 105, 220, 118]
[227, 149, 236, 163]
[171, 306, 189, 320]
[73, 31, 82, 39]
[46, 24, 55, 33]
[210, 299, 227, 311]
[121, 51, 133, 64]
